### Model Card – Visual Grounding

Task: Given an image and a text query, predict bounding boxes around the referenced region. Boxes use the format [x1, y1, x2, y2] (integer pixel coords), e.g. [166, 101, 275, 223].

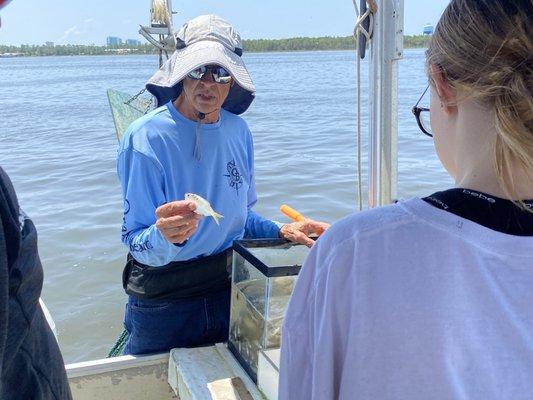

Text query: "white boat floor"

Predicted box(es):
[67, 352, 178, 400]
[66, 344, 267, 400]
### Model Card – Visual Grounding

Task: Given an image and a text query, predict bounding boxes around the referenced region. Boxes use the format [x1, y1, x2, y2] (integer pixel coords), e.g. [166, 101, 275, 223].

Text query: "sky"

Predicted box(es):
[0, 0, 450, 46]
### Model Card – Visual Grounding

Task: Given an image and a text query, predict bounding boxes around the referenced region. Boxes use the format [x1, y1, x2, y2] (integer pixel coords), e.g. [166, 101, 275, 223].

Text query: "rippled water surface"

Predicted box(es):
[0, 49, 451, 362]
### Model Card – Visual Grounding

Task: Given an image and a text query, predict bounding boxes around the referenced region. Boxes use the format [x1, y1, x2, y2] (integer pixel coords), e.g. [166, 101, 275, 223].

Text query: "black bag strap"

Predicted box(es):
[122, 249, 232, 300]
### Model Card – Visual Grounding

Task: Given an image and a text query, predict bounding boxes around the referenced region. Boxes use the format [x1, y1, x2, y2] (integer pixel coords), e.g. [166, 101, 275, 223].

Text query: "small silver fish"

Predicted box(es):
[185, 193, 223, 225]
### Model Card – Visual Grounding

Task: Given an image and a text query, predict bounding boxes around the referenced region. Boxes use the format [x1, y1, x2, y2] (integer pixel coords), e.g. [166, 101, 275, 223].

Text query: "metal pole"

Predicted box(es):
[368, 0, 404, 207]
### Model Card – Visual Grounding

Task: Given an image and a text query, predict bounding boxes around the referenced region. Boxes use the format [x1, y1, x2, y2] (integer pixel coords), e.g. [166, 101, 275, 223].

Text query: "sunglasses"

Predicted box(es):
[411, 84, 432, 137]
[187, 65, 232, 84]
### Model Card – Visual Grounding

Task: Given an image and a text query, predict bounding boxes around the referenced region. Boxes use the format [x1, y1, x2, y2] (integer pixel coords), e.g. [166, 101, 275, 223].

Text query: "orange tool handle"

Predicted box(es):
[280, 204, 306, 222]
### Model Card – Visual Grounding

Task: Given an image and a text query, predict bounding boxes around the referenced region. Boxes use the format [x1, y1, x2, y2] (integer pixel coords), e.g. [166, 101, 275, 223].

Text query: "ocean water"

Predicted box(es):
[0, 49, 452, 363]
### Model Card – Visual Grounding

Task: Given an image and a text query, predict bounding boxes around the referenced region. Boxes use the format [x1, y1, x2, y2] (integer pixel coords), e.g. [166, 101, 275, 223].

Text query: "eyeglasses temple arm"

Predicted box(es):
[414, 84, 430, 108]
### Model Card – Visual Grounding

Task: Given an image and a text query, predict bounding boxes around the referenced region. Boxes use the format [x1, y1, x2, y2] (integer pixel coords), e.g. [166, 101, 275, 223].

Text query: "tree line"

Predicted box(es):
[0, 35, 431, 57]
[244, 35, 430, 52]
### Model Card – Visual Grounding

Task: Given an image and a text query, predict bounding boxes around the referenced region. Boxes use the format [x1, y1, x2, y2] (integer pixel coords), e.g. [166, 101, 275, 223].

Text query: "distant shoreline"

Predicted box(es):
[0, 35, 431, 58]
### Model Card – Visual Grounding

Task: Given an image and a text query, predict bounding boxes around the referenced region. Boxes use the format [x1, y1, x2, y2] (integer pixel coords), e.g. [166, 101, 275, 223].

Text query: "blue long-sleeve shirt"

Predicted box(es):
[117, 102, 280, 266]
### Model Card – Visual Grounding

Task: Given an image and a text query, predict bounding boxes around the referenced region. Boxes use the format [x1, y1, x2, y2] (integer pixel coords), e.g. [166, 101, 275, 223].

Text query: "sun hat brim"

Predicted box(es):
[146, 41, 256, 115]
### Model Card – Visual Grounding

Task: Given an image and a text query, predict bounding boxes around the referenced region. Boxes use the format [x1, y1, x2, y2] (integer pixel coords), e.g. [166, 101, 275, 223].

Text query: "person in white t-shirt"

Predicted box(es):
[279, 0, 533, 399]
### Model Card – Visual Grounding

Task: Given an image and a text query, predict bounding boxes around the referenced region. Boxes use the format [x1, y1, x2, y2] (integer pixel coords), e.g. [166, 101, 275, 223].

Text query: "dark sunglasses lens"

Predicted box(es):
[187, 66, 206, 80]
[213, 66, 232, 84]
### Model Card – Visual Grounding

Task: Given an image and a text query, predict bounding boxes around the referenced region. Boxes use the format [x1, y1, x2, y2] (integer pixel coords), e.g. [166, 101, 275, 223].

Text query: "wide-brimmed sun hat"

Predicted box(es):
[146, 14, 255, 115]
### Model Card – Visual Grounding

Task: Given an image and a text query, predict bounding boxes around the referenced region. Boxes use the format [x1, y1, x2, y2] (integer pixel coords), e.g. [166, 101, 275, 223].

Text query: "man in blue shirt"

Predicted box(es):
[118, 14, 329, 355]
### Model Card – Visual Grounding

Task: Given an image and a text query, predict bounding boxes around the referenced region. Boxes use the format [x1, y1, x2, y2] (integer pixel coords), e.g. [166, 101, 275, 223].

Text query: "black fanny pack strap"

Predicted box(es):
[123, 249, 232, 300]
[122, 254, 135, 293]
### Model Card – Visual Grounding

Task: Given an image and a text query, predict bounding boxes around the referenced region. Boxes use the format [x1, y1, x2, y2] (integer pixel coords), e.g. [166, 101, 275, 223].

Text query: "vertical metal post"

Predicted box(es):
[368, 0, 404, 207]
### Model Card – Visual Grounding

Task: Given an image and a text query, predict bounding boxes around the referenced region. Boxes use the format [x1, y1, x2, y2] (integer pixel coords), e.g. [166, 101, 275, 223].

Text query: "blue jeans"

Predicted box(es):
[123, 288, 231, 355]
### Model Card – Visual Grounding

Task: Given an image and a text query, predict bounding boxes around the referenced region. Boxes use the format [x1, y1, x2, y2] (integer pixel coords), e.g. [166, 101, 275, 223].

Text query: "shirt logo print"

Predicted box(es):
[121, 199, 130, 240]
[224, 159, 243, 194]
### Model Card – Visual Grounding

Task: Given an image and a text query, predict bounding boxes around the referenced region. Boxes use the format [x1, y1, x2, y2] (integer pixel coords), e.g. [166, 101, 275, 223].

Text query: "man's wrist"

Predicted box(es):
[274, 221, 286, 238]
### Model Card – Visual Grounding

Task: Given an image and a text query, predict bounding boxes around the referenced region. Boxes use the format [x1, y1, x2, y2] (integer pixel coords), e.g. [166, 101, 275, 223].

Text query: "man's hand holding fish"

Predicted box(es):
[155, 200, 201, 244]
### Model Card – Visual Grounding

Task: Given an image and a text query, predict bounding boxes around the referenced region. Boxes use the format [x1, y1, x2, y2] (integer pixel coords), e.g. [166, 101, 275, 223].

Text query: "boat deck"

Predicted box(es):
[67, 343, 278, 400]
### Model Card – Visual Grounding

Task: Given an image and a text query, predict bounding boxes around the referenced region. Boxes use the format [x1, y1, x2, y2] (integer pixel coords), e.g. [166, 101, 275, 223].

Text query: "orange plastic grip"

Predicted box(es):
[280, 204, 305, 222]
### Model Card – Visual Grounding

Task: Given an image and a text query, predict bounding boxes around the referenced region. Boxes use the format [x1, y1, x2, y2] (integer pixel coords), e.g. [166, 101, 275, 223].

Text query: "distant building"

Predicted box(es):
[423, 23, 434, 35]
[125, 39, 141, 46]
[107, 36, 123, 46]
[45, 41, 54, 47]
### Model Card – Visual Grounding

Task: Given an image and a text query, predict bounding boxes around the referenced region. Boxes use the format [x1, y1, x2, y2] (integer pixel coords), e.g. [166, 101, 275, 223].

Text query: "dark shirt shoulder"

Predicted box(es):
[0, 167, 72, 400]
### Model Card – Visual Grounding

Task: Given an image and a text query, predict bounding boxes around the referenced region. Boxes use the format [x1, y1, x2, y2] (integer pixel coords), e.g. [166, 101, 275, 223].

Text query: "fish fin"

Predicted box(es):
[212, 212, 223, 225]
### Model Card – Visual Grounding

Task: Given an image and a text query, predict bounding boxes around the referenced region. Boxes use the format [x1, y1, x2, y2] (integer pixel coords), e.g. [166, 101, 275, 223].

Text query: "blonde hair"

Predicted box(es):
[426, 0, 533, 209]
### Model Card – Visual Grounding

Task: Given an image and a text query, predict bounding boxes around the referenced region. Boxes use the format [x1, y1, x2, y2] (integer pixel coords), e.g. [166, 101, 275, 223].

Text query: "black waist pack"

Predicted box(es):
[122, 248, 232, 300]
